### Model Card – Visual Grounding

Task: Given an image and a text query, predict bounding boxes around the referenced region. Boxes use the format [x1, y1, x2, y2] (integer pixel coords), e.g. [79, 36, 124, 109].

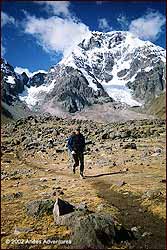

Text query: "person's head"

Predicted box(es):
[75, 127, 81, 135]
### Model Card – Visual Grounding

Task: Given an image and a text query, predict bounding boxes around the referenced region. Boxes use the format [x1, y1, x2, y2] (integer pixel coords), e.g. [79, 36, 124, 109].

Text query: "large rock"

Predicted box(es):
[55, 209, 90, 227]
[53, 199, 92, 227]
[53, 198, 75, 221]
[25, 199, 54, 217]
[71, 213, 133, 248]
[42, 65, 112, 113]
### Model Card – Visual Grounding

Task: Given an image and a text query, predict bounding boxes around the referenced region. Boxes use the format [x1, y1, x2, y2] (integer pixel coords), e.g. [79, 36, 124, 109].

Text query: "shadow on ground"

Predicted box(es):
[93, 180, 166, 250]
[85, 170, 125, 178]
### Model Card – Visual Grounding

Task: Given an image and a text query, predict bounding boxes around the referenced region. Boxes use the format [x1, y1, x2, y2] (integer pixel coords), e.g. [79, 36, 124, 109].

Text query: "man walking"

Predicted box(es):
[67, 127, 85, 179]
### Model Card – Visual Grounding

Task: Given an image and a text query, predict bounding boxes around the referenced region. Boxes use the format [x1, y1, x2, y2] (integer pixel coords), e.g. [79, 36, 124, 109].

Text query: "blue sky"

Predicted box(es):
[1, 1, 166, 74]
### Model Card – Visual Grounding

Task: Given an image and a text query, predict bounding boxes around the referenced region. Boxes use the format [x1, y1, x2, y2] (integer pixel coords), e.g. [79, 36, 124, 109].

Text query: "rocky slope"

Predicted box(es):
[145, 92, 166, 119]
[41, 65, 112, 113]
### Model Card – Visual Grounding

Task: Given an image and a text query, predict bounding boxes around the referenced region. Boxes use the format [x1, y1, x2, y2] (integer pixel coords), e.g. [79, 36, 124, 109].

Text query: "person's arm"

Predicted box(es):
[67, 136, 75, 154]
[67, 137, 73, 152]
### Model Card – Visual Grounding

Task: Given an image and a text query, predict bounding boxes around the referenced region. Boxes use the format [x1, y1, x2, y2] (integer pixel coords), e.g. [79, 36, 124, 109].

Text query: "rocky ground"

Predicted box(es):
[1, 115, 166, 249]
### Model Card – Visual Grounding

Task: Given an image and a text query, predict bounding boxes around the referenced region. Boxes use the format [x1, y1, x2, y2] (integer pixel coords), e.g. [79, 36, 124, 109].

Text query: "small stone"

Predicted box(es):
[1, 232, 8, 236]
[160, 179, 166, 183]
[123, 143, 137, 150]
[131, 226, 139, 232]
[14, 227, 33, 235]
[52, 178, 57, 181]
[123, 192, 129, 195]
[131, 226, 141, 239]
[113, 162, 117, 167]
[123, 168, 128, 172]
[40, 178, 47, 182]
[151, 152, 160, 157]
[142, 232, 152, 237]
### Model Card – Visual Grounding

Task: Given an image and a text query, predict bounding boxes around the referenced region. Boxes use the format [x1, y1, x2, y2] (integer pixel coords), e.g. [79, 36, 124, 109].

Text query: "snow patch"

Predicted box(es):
[6, 75, 15, 85]
[19, 79, 56, 108]
[144, 66, 153, 72]
[103, 84, 142, 107]
[15, 67, 47, 77]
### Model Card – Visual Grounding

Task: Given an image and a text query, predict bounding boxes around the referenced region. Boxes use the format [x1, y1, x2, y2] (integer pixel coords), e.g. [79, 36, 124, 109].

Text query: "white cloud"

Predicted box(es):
[1, 43, 6, 56]
[1, 11, 15, 27]
[129, 11, 166, 41]
[98, 18, 112, 32]
[117, 14, 129, 30]
[15, 66, 47, 77]
[35, 1, 71, 17]
[23, 14, 90, 56]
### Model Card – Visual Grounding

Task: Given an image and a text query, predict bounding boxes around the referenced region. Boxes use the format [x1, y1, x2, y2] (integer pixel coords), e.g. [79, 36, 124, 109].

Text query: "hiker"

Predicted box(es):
[67, 127, 85, 179]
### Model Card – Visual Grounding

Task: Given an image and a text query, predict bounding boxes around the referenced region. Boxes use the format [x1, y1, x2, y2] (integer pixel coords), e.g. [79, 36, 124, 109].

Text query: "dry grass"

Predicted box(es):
[1, 127, 166, 249]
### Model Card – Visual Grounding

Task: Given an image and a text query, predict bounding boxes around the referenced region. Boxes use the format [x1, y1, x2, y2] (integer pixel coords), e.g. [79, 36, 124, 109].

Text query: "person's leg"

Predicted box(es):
[72, 154, 79, 174]
[79, 153, 84, 177]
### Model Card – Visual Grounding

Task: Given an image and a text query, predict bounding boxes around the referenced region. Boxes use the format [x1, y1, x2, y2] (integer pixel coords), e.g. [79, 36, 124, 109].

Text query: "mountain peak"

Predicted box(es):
[57, 30, 165, 107]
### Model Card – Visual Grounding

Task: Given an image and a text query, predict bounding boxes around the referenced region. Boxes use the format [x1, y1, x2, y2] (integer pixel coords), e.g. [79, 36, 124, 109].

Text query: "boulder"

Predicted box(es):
[53, 198, 75, 221]
[71, 213, 133, 248]
[25, 199, 54, 217]
[55, 209, 90, 227]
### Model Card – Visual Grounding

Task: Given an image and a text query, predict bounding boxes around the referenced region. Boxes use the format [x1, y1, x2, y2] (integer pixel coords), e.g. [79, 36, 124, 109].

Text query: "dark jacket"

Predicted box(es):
[67, 133, 85, 153]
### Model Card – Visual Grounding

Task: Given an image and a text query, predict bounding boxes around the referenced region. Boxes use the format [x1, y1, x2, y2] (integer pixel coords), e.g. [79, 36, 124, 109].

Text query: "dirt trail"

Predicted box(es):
[92, 179, 166, 250]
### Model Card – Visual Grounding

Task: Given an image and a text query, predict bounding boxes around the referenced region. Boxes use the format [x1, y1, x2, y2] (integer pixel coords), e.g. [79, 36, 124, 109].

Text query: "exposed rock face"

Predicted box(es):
[28, 72, 46, 87]
[1, 58, 47, 105]
[57, 31, 166, 107]
[43, 65, 112, 113]
[1, 59, 47, 121]
[126, 61, 166, 102]
[1, 58, 24, 104]
[21, 72, 29, 86]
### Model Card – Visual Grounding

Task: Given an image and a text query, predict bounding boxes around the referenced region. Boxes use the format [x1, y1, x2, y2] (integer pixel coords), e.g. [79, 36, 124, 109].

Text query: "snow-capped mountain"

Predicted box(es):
[1, 58, 47, 105]
[59, 31, 165, 106]
[23, 30, 165, 113]
[1, 31, 166, 116]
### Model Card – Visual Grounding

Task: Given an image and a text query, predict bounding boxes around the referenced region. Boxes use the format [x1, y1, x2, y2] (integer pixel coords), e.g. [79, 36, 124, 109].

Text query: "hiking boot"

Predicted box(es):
[80, 173, 85, 179]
